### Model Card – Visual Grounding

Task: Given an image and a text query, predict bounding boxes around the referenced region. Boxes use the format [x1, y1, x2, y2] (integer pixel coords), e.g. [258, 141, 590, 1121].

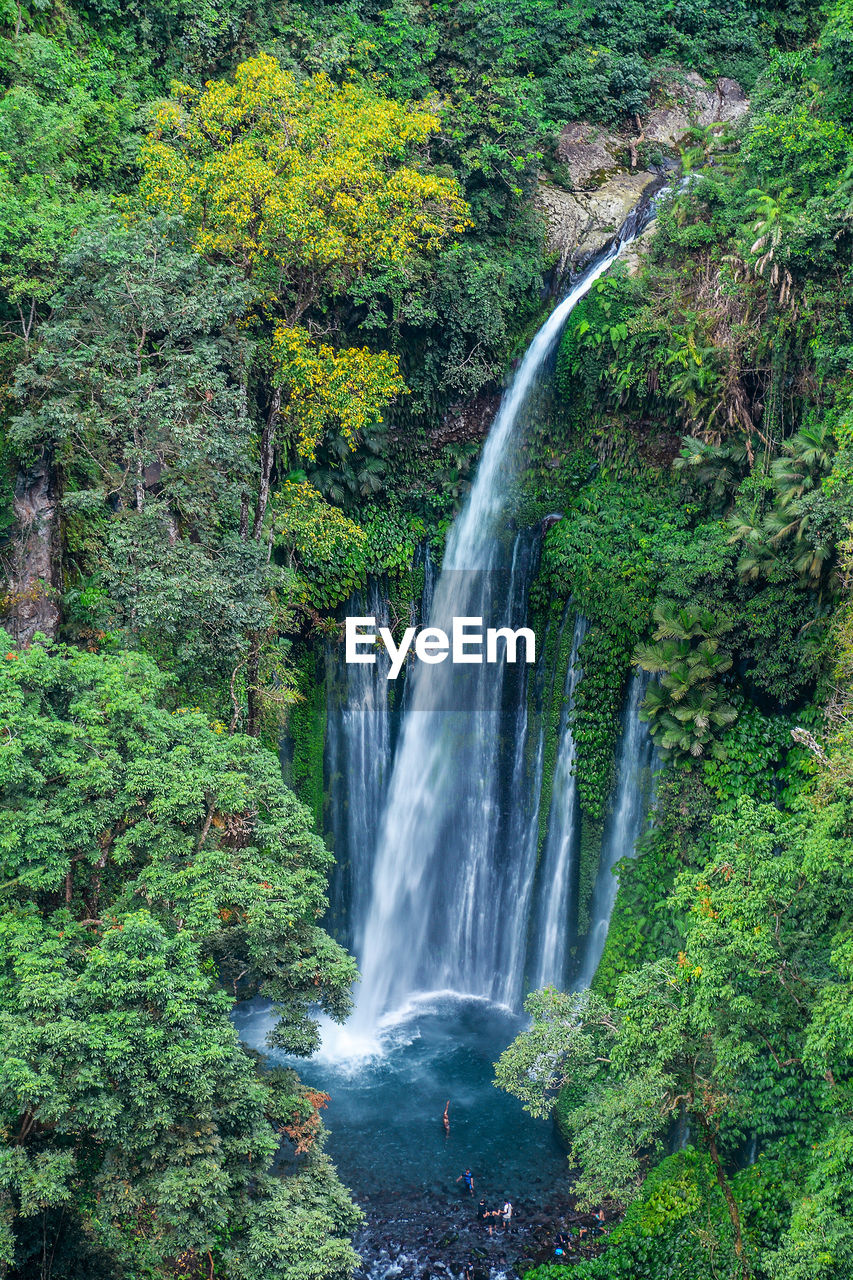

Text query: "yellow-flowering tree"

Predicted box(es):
[269, 327, 406, 458]
[140, 52, 469, 315]
[140, 53, 468, 533]
[275, 479, 368, 610]
[138, 54, 468, 731]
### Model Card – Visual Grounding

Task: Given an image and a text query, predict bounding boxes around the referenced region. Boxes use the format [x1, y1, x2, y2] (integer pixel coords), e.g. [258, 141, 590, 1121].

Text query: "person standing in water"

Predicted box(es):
[501, 1200, 513, 1231]
[456, 1168, 475, 1195]
[443, 1100, 450, 1135]
[476, 1198, 497, 1234]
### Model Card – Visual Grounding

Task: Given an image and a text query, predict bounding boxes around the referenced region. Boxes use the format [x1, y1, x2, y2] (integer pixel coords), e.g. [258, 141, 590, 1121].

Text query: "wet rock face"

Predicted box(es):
[537, 170, 658, 273]
[555, 123, 619, 190]
[2, 456, 61, 645]
[537, 72, 748, 275]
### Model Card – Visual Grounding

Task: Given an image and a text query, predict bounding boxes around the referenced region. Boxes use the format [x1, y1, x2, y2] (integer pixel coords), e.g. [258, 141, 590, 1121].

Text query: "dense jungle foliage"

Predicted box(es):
[1, 0, 852, 1276]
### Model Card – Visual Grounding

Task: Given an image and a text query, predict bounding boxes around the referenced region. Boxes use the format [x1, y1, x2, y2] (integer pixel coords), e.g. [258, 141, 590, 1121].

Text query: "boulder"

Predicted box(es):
[1, 456, 61, 645]
[644, 106, 692, 147]
[698, 77, 749, 127]
[652, 69, 749, 132]
[555, 122, 619, 190]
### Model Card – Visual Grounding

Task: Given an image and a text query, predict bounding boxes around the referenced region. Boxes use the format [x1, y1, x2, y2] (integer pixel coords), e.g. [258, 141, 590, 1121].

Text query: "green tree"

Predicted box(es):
[8, 216, 298, 721]
[0, 633, 359, 1277]
[495, 968, 752, 1276]
[635, 605, 738, 760]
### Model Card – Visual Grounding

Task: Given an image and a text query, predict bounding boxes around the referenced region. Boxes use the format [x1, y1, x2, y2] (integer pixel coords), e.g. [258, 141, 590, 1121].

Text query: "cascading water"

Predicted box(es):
[325, 578, 394, 956]
[529, 613, 588, 990]
[246, 201, 670, 1279]
[576, 670, 659, 988]
[353, 208, 658, 1031]
[352, 533, 539, 1025]
[326, 548, 438, 956]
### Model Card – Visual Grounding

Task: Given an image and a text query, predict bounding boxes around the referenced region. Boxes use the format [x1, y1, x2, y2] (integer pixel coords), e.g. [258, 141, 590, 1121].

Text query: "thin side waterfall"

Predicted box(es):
[480, 531, 543, 1008]
[351, 209, 656, 1030]
[577, 670, 659, 988]
[491, 599, 553, 1007]
[325, 579, 393, 957]
[529, 613, 588, 990]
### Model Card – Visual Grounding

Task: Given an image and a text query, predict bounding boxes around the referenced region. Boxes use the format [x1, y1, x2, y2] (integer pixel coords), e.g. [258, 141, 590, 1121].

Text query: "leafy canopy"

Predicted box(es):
[0, 633, 361, 1275]
[139, 53, 470, 313]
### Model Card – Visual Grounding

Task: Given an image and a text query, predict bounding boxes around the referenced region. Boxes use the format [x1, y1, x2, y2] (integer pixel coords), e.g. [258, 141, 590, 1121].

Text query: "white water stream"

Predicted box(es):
[577, 671, 659, 988]
[349, 218, 656, 1034]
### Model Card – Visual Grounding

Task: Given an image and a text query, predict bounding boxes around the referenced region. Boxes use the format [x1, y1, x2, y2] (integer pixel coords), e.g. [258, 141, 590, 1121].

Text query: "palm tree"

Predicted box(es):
[309, 431, 388, 507]
[727, 509, 781, 581]
[641, 683, 738, 759]
[648, 603, 733, 645]
[635, 606, 737, 760]
[727, 419, 836, 587]
[745, 186, 798, 298]
[663, 319, 724, 430]
[674, 436, 754, 505]
[771, 419, 834, 508]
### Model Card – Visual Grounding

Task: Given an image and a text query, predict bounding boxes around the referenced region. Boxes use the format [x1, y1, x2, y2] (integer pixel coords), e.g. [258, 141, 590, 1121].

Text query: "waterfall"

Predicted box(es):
[529, 613, 588, 990]
[325, 578, 393, 957]
[476, 530, 543, 1009]
[576, 671, 658, 988]
[489, 595, 555, 1007]
[353, 531, 539, 1024]
[350, 210, 656, 1030]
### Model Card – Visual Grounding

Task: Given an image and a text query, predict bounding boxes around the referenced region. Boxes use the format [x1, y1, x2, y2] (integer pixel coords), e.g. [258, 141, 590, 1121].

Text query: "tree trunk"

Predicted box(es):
[705, 1128, 750, 1278]
[244, 387, 282, 734]
[246, 634, 261, 737]
[252, 388, 281, 540]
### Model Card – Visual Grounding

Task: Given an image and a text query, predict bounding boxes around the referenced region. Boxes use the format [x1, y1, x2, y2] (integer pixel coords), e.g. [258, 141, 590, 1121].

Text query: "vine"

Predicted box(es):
[284, 646, 327, 832]
[576, 813, 605, 937]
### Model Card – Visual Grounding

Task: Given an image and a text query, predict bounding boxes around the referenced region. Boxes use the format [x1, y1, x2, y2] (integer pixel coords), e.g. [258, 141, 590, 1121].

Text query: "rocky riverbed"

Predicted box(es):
[351, 1185, 613, 1279]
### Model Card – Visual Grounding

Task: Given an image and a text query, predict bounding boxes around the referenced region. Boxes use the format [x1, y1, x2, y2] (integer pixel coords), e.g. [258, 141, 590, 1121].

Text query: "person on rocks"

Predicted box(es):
[456, 1168, 475, 1196]
[443, 1100, 451, 1135]
[462, 1264, 474, 1280]
[477, 1198, 498, 1235]
[501, 1200, 513, 1230]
